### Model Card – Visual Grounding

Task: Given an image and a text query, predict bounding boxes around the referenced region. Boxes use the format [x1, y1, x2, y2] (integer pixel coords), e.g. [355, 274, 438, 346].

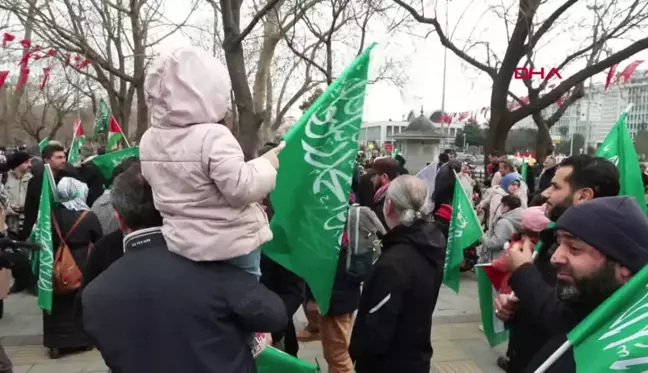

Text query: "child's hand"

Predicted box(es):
[262, 141, 285, 169]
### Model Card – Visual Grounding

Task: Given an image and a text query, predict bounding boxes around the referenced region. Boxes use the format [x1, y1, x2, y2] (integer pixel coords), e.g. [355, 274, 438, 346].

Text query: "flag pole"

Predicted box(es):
[67, 122, 78, 163]
[120, 126, 131, 148]
[624, 103, 634, 114]
[533, 340, 572, 373]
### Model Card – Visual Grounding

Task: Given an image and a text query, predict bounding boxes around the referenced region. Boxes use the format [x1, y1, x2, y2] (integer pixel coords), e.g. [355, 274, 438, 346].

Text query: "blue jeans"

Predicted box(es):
[227, 248, 261, 280]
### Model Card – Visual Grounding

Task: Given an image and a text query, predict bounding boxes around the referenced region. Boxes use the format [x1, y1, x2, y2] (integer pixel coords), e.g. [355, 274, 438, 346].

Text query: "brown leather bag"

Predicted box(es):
[52, 210, 89, 294]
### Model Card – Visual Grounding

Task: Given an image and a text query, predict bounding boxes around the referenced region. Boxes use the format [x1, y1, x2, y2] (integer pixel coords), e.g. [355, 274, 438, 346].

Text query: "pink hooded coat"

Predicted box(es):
[139, 47, 276, 261]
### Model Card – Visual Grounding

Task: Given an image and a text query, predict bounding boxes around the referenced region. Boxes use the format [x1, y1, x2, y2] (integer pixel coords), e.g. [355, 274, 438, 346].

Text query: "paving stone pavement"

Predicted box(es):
[1, 272, 506, 373]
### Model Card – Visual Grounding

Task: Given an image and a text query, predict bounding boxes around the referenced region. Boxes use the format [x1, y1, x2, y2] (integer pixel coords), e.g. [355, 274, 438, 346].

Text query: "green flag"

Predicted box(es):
[68, 120, 88, 165]
[256, 347, 319, 373]
[535, 265, 648, 372]
[262, 44, 375, 315]
[596, 110, 647, 214]
[520, 159, 528, 180]
[476, 268, 508, 346]
[91, 146, 139, 181]
[93, 98, 111, 136]
[38, 137, 49, 152]
[444, 178, 482, 292]
[28, 168, 55, 312]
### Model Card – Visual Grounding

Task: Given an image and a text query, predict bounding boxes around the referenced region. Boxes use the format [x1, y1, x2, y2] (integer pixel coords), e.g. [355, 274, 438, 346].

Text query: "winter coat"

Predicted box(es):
[139, 47, 276, 262]
[480, 207, 523, 263]
[90, 191, 120, 235]
[44, 207, 102, 350]
[350, 220, 446, 373]
[82, 227, 287, 373]
[76, 162, 105, 207]
[457, 173, 476, 205]
[537, 166, 557, 194]
[479, 186, 508, 232]
[5, 170, 31, 235]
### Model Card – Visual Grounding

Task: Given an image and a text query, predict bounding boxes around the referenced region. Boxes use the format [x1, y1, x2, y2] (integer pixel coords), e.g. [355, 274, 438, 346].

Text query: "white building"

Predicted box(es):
[359, 120, 409, 146]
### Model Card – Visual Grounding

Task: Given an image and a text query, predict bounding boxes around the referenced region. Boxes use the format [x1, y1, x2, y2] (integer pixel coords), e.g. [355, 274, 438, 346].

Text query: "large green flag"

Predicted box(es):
[93, 98, 111, 136]
[90, 146, 139, 181]
[256, 347, 319, 372]
[262, 45, 375, 315]
[596, 110, 647, 214]
[28, 168, 55, 312]
[443, 178, 482, 292]
[534, 265, 648, 373]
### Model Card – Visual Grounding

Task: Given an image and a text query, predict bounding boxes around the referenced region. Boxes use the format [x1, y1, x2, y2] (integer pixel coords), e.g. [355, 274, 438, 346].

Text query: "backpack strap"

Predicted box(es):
[51, 210, 89, 244]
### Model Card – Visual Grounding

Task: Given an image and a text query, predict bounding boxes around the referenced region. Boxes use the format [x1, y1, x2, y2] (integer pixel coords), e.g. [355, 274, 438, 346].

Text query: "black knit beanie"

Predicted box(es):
[6, 151, 31, 170]
[556, 196, 648, 274]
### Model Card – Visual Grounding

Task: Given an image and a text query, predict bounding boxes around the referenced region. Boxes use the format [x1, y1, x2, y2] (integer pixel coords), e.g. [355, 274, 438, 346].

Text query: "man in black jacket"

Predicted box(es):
[495, 155, 620, 372]
[516, 197, 648, 372]
[537, 155, 557, 195]
[82, 164, 287, 373]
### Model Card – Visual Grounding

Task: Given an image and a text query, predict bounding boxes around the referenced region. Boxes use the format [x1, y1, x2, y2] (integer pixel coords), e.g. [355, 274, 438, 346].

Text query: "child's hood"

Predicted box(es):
[144, 47, 231, 129]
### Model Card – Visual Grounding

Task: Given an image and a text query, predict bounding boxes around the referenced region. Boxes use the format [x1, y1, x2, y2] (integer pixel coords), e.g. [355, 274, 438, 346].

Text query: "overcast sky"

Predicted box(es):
[158, 0, 648, 122]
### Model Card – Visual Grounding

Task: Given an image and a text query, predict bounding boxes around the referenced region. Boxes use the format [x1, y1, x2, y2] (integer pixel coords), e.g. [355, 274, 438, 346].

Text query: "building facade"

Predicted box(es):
[359, 120, 409, 146]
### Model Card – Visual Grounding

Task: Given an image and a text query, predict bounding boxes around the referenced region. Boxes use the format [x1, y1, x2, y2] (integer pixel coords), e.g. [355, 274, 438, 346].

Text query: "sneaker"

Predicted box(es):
[296, 329, 321, 342]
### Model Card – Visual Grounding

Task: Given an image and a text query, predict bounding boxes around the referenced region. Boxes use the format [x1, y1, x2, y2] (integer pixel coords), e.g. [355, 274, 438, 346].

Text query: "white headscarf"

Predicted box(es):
[57, 177, 89, 211]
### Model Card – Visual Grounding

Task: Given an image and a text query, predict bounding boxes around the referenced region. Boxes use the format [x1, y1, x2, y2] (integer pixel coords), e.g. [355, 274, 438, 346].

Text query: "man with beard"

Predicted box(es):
[518, 196, 648, 372]
[494, 155, 620, 372]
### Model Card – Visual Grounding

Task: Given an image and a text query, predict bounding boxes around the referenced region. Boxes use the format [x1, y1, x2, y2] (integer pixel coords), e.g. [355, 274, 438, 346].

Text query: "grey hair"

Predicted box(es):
[110, 163, 163, 230]
[384, 175, 432, 226]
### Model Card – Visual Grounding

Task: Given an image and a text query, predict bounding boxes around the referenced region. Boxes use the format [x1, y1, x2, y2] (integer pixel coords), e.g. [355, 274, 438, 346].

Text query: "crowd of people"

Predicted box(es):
[0, 45, 647, 373]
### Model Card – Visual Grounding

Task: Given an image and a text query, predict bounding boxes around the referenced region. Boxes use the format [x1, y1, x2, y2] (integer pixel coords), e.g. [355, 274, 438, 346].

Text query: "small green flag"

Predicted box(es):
[106, 116, 126, 152]
[443, 178, 482, 292]
[476, 268, 508, 347]
[38, 137, 49, 152]
[91, 146, 139, 181]
[256, 347, 319, 373]
[596, 110, 647, 214]
[262, 44, 375, 315]
[535, 265, 648, 372]
[93, 98, 111, 136]
[28, 169, 55, 312]
[520, 159, 528, 181]
[68, 120, 88, 165]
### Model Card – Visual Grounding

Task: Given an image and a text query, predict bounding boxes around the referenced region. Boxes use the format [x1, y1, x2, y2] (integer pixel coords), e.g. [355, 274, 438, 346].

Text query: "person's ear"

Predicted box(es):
[615, 265, 632, 284]
[574, 187, 595, 203]
[115, 211, 129, 232]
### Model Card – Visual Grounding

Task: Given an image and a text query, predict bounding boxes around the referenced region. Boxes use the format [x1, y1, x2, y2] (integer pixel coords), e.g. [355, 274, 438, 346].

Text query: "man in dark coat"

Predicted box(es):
[495, 155, 620, 372]
[82, 164, 287, 373]
[537, 155, 557, 195]
[75, 146, 105, 207]
[515, 197, 648, 372]
[20, 144, 81, 240]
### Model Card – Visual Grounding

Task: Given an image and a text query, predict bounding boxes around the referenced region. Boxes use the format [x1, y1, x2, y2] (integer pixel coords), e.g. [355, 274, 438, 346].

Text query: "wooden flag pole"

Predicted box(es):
[533, 340, 572, 373]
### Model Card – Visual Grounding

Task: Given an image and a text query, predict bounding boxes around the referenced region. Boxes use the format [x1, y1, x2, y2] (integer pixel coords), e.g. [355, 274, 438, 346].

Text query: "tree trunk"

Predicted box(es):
[534, 117, 553, 163]
[485, 109, 511, 157]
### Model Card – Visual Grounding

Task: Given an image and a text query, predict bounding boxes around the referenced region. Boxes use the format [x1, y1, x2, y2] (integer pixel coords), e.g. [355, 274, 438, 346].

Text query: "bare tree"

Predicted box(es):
[204, 0, 282, 158]
[394, 0, 648, 160]
[0, 0, 198, 140]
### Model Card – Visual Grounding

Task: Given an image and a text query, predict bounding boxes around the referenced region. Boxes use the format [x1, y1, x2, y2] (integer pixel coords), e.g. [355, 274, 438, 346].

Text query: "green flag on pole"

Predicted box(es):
[262, 44, 375, 315]
[256, 347, 319, 373]
[68, 120, 88, 165]
[93, 98, 110, 136]
[38, 137, 49, 152]
[28, 166, 55, 312]
[90, 146, 139, 181]
[106, 116, 126, 152]
[596, 107, 647, 214]
[476, 267, 509, 346]
[534, 265, 648, 373]
[443, 177, 483, 292]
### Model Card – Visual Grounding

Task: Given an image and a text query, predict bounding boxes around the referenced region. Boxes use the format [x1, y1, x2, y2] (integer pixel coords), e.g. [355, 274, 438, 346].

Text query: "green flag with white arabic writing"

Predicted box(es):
[596, 111, 647, 214]
[256, 346, 319, 372]
[262, 44, 375, 315]
[90, 146, 139, 182]
[567, 264, 648, 372]
[444, 178, 482, 293]
[38, 137, 49, 152]
[93, 98, 110, 136]
[28, 169, 54, 312]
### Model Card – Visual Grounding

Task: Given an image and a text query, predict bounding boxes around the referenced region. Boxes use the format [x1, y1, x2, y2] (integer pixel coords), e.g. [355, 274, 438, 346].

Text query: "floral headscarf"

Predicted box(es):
[57, 177, 89, 211]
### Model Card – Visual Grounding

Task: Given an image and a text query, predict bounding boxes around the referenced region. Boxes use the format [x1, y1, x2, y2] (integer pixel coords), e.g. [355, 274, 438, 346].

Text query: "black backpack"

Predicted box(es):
[345, 204, 385, 282]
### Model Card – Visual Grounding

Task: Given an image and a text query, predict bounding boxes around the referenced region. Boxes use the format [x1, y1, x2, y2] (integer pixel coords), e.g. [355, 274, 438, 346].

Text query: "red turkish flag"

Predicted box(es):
[605, 64, 618, 90]
[2, 33, 15, 48]
[40, 67, 51, 90]
[618, 60, 644, 84]
[0, 71, 9, 90]
[78, 58, 92, 69]
[19, 39, 31, 49]
[16, 68, 29, 91]
[46, 49, 56, 57]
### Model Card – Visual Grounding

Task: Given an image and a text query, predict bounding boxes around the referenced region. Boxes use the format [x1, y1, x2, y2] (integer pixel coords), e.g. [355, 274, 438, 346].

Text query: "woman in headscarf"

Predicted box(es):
[43, 177, 103, 359]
